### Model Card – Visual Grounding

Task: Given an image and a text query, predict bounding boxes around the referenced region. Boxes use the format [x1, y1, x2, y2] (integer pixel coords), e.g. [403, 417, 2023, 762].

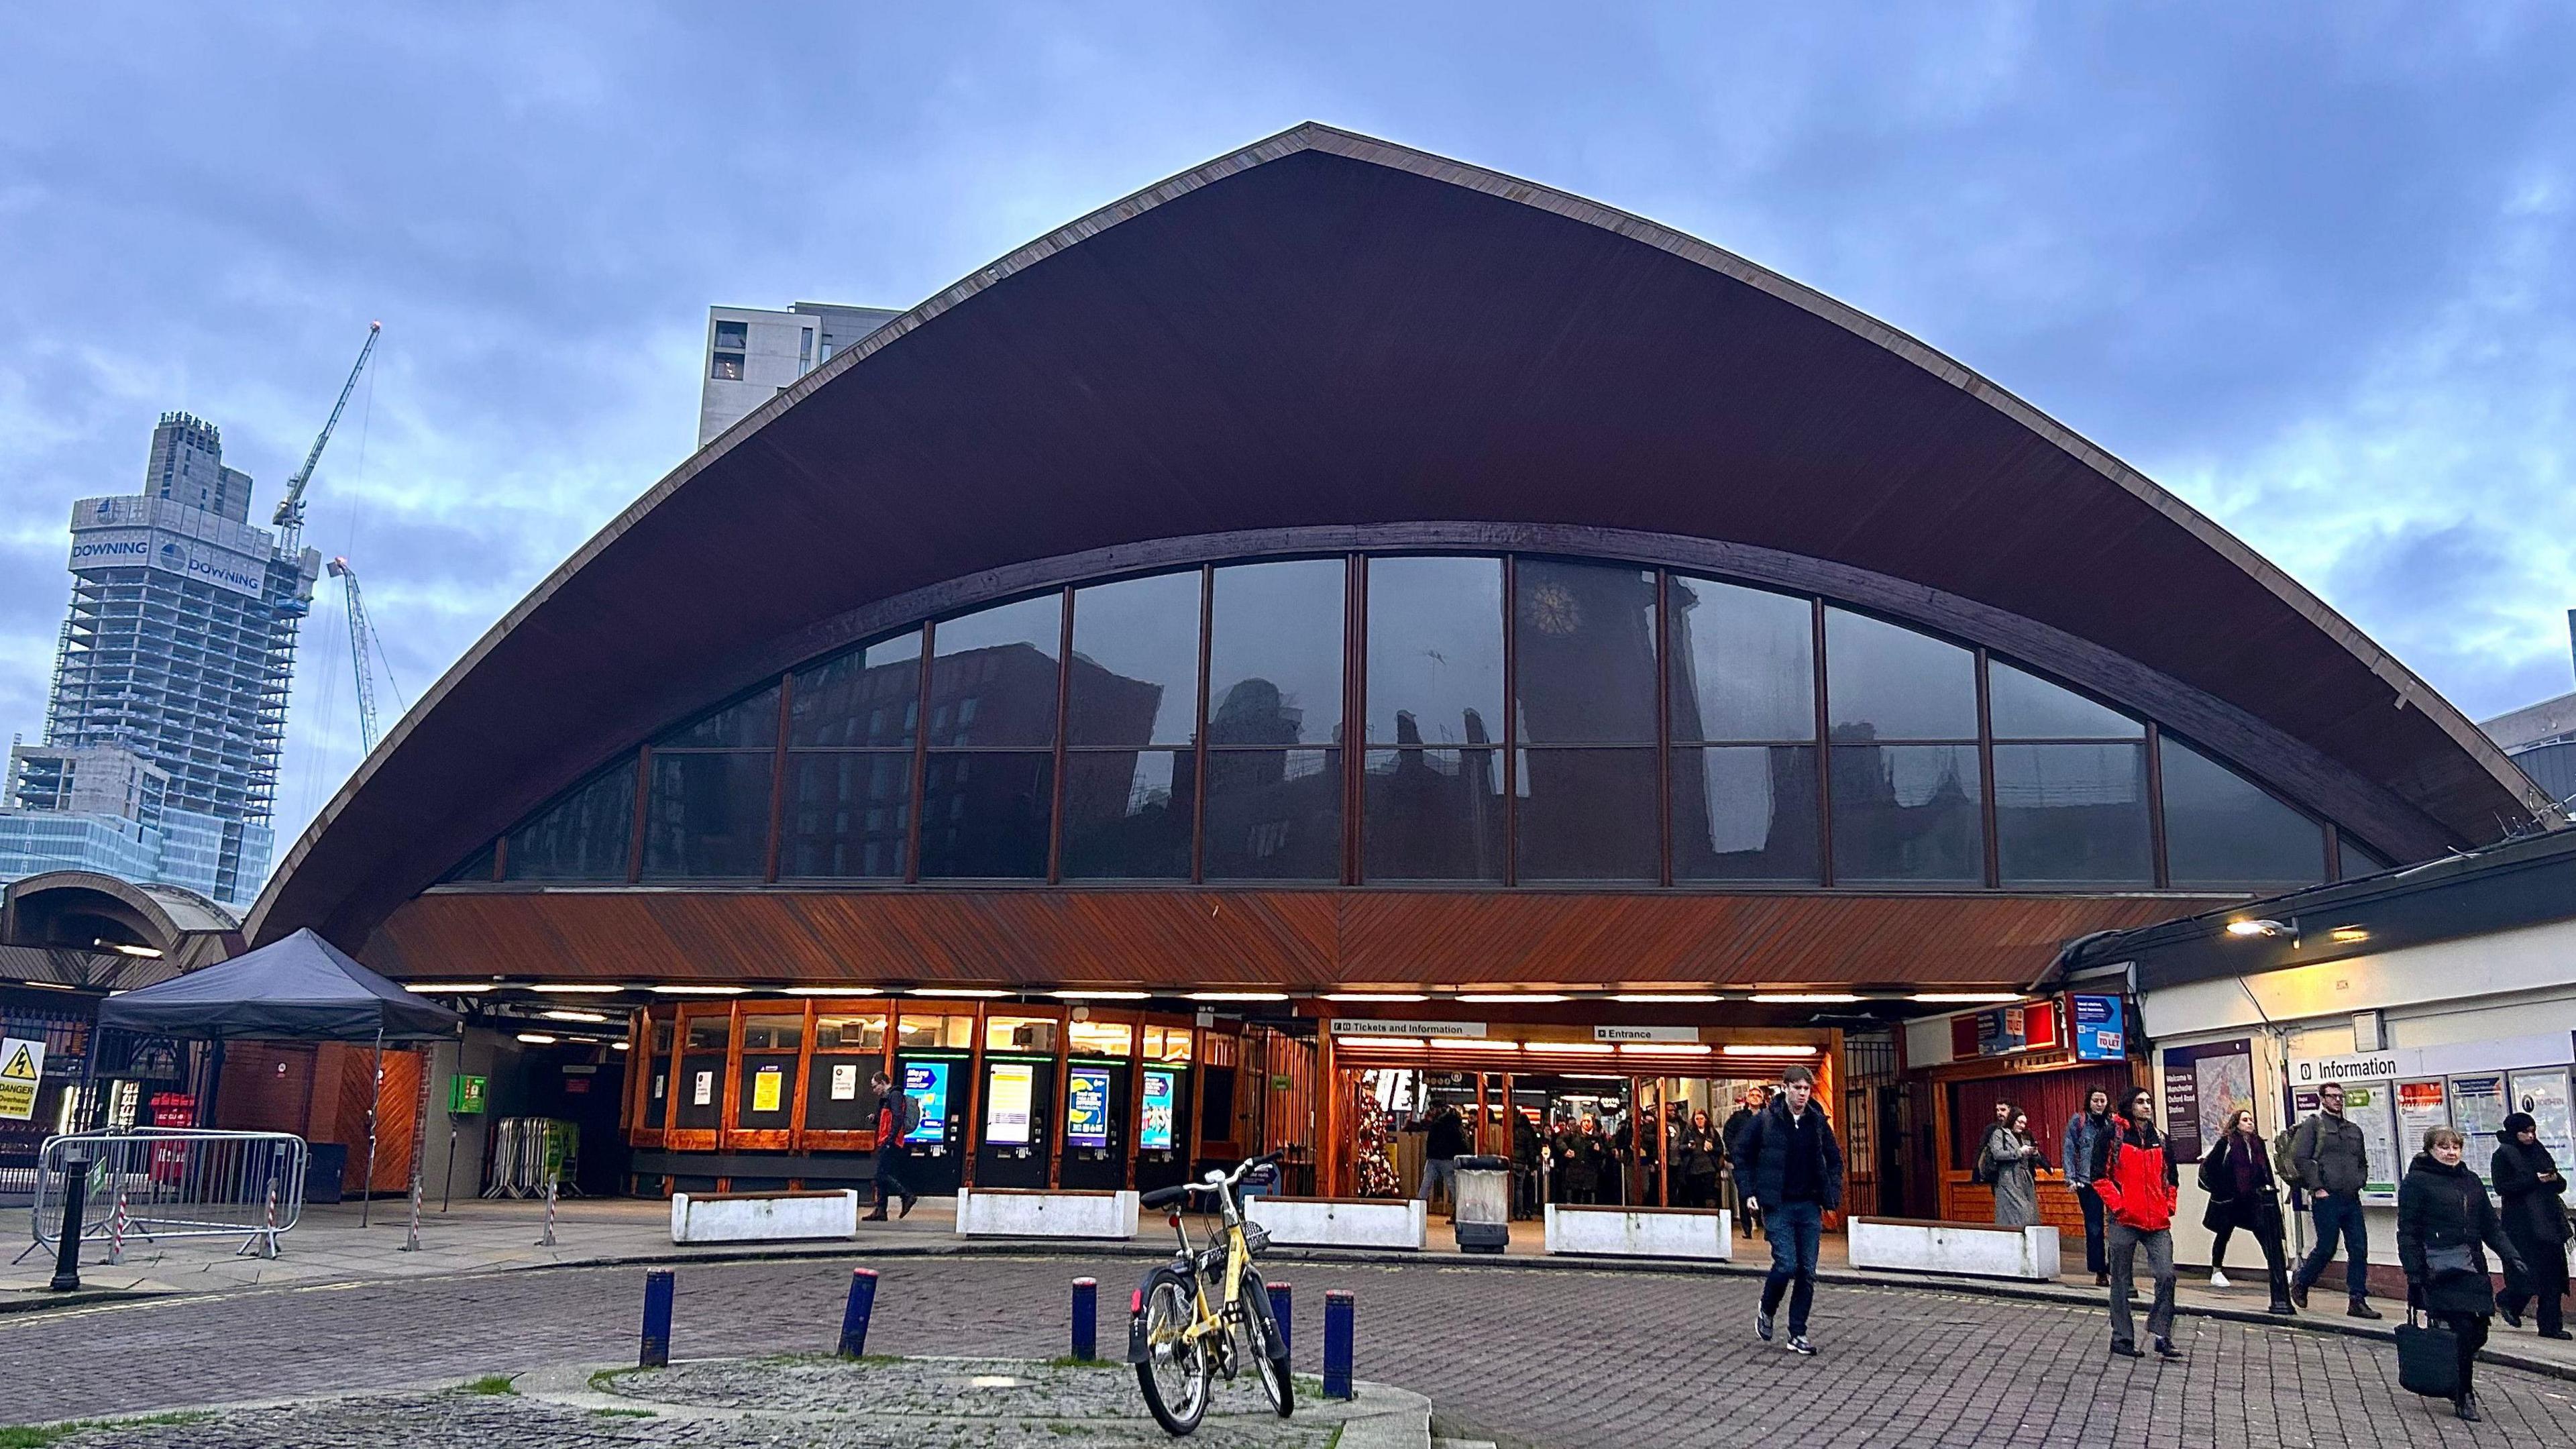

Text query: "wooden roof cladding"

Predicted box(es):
[362, 888, 2204, 991]
[255, 123, 2546, 952]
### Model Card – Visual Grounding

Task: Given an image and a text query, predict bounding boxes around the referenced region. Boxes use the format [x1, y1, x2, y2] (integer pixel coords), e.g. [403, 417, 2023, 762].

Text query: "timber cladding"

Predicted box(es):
[365, 888, 2198, 989]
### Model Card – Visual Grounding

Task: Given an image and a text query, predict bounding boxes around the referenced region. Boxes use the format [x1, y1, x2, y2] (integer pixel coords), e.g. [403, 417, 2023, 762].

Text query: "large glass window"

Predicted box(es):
[1516, 748, 1657, 881]
[642, 752, 773, 879]
[1367, 556, 1502, 747]
[505, 761, 635, 881]
[1669, 578, 1815, 743]
[1993, 743, 2152, 885]
[790, 630, 922, 748]
[918, 751, 1053, 878]
[1208, 560, 1341, 747]
[1363, 748, 1503, 881]
[2160, 737, 2327, 889]
[1831, 744, 1984, 884]
[659, 684, 781, 749]
[1515, 559, 1657, 745]
[1061, 749, 1193, 879]
[1672, 745, 1821, 881]
[1826, 609, 1976, 742]
[930, 594, 1063, 747]
[779, 752, 912, 879]
[1069, 572, 1199, 747]
[1203, 748, 1341, 879]
[1988, 661, 2141, 741]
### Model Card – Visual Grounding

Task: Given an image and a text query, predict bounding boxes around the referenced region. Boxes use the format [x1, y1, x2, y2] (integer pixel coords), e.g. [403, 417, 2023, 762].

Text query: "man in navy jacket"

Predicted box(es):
[1734, 1065, 1845, 1356]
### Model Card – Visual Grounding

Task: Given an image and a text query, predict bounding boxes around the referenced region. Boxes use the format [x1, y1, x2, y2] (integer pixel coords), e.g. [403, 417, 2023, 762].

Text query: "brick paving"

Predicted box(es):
[2, 1254, 2571, 1446]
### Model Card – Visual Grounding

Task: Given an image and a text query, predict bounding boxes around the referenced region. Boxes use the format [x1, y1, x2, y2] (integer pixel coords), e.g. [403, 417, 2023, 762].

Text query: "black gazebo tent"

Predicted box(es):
[98, 928, 463, 1232]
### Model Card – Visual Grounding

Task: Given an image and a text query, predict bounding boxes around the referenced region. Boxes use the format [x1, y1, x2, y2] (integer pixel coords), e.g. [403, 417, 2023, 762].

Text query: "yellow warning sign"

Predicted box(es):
[0, 1037, 44, 1122]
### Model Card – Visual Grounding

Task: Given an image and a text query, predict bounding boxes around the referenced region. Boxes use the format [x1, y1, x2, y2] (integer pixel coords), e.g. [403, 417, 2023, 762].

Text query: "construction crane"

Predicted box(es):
[326, 557, 402, 755]
[273, 321, 381, 562]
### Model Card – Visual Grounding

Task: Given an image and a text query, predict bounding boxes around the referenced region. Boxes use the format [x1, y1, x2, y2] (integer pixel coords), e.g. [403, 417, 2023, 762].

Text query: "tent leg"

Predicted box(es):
[400, 1041, 433, 1250]
[361, 1029, 383, 1228]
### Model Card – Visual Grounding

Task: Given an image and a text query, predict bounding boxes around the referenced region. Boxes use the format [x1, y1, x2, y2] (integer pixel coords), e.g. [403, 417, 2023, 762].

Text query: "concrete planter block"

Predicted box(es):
[1847, 1217, 2062, 1281]
[1542, 1204, 1732, 1260]
[669, 1189, 859, 1244]
[1245, 1196, 1428, 1250]
[954, 1187, 1139, 1240]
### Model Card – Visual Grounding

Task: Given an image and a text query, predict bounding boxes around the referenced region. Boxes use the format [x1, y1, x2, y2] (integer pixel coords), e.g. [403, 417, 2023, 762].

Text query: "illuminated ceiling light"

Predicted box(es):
[1324, 992, 1428, 1002]
[1610, 993, 1724, 1004]
[1617, 1042, 1715, 1056]
[529, 983, 621, 994]
[1527, 1041, 1615, 1055]
[1332, 1034, 1428, 1049]
[1908, 993, 2023, 1004]
[99, 942, 163, 959]
[2224, 919, 2291, 938]
[1456, 993, 1569, 1004]
[1430, 1038, 1520, 1051]
[650, 985, 747, 996]
[514, 1032, 559, 1044]
[2327, 925, 2369, 945]
[1748, 993, 1862, 1004]
[17, 979, 77, 992]
[784, 987, 871, 996]
[541, 1010, 609, 1022]
[1188, 991, 1291, 1002]
[911, 987, 1011, 999]
[407, 983, 495, 994]
[1053, 989, 1150, 1001]
[1721, 1044, 1821, 1057]
[610, 1041, 631, 1051]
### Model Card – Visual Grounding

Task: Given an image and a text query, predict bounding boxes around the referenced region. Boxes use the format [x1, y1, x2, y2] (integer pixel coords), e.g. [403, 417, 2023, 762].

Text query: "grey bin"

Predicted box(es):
[1452, 1155, 1511, 1252]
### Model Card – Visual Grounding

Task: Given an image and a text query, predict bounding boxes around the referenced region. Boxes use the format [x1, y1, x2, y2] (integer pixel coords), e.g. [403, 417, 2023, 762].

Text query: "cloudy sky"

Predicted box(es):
[3, 3, 2571, 888]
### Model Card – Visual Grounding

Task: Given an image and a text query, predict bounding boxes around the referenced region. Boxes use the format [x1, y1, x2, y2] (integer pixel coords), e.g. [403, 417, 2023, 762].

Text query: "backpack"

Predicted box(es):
[898, 1091, 926, 1139]
[2271, 1124, 2303, 1185]
[1971, 1126, 1999, 1187]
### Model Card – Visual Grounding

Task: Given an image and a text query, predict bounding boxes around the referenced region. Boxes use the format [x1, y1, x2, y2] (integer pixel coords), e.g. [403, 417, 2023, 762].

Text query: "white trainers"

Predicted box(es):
[2208, 1269, 2231, 1289]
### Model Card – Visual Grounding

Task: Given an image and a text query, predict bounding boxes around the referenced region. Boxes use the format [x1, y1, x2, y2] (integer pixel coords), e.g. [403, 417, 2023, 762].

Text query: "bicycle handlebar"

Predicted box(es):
[1138, 1150, 1294, 1210]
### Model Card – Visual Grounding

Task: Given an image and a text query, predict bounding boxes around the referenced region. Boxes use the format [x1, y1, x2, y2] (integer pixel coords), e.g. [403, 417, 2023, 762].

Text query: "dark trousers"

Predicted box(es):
[2076, 1186, 2108, 1274]
[1760, 1199, 1824, 1335]
[1682, 1173, 1719, 1209]
[2211, 1212, 2291, 1300]
[872, 1144, 912, 1208]
[2295, 1193, 2370, 1303]
[2500, 1257, 2569, 1336]
[2433, 1310, 2489, 1396]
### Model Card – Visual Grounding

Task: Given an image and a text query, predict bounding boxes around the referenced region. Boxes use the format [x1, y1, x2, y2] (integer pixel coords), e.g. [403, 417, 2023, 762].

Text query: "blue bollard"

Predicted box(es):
[839, 1268, 879, 1358]
[1267, 1281, 1292, 1356]
[639, 1269, 674, 1368]
[1071, 1277, 1097, 1360]
[1322, 1289, 1354, 1400]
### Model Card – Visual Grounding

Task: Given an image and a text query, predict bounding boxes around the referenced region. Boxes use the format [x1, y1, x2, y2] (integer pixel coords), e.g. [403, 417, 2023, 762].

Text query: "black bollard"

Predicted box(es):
[48, 1157, 88, 1293]
[639, 1268, 674, 1368]
[1071, 1277, 1097, 1360]
[1322, 1288, 1354, 1400]
[1267, 1281, 1292, 1355]
[839, 1268, 879, 1358]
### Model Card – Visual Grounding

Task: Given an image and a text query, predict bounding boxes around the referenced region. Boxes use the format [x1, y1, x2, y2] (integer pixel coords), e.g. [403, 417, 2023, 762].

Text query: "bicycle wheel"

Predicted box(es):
[1134, 1265, 1212, 1436]
[1238, 1265, 1292, 1418]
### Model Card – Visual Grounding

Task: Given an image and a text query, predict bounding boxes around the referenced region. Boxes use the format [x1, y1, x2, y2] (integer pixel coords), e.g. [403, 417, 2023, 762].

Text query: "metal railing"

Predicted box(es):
[23, 1128, 307, 1261]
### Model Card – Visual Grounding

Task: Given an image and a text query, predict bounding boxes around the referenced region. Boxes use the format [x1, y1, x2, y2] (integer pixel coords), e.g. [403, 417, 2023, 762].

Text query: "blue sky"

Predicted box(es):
[3, 3, 2571, 878]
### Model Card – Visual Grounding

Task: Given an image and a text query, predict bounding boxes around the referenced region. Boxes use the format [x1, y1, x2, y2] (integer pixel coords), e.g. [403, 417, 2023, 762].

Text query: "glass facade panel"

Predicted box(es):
[2160, 738, 2327, 889]
[1202, 748, 1342, 880]
[741, 1014, 802, 1051]
[443, 841, 496, 883]
[1668, 577, 1815, 743]
[1988, 661, 2141, 740]
[789, 630, 922, 748]
[1061, 749, 1193, 879]
[1830, 743, 1984, 884]
[918, 751, 1053, 878]
[642, 753, 773, 879]
[1068, 1020, 1134, 1058]
[1362, 747, 1503, 881]
[929, 594, 1063, 747]
[1515, 747, 1658, 881]
[1208, 559, 1342, 747]
[815, 1014, 885, 1051]
[1825, 609, 1977, 741]
[896, 1012, 975, 1050]
[684, 1016, 730, 1051]
[1672, 745, 1821, 881]
[986, 1015, 1059, 1055]
[1069, 572, 1199, 746]
[505, 760, 635, 881]
[1992, 743, 2152, 885]
[1515, 559, 1658, 745]
[1367, 556, 1503, 746]
[779, 752, 912, 879]
[659, 684, 782, 749]
[2339, 833, 2394, 878]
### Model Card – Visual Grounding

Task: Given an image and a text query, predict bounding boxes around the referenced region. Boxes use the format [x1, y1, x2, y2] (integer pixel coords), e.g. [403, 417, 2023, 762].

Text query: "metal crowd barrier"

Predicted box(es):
[23, 1128, 307, 1261]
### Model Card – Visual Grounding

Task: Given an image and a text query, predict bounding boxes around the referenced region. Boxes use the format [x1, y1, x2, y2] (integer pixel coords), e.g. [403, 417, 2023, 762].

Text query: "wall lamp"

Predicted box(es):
[2223, 918, 2296, 942]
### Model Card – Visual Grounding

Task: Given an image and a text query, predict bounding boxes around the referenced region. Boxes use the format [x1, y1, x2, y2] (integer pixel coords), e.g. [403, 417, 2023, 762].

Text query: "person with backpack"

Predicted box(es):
[1735, 1064, 1845, 1356]
[2094, 1085, 2183, 1361]
[2197, 1107, 2293, 1313]
[2398, 1126, 2526, 1421]
[2062, 1088, 2117, 1285]
[863, 1069, 920, 1221]
[2289, 1081, 2382, 1318]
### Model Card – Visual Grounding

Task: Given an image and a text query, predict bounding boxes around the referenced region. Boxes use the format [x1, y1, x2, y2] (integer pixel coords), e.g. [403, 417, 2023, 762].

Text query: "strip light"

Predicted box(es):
[784, 987, 872, 996]
[1187, 991, 1290, 1002]
[910, 987, 1010, 998]
[1610, 993, 1724, 1004]
[1910, 992, 2022, 1004]
[1721, 1044, 1821, 1057]
[1456, 993, 1569, 1004]
[1324, 992, 1428, 1002]
[529, 983, 621, 995]
[1430, 1038, 1521, 1052]
[1053, 989, 1150, 1001]
[1617, 1043, 1715, 1057]
[407, 983, 495, 994]
[1333, 1035, 1428, 1049]
[541, 1010, 609, 1023]
[1522, 1041, 1615, 1055]
[514, 1033, 559, 1044]
[1748, 993, 1862, 1004]
[651, 985, 747, 996]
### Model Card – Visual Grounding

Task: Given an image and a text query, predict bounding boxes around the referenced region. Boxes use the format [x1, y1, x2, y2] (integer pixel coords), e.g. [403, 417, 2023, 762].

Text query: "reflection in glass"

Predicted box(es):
[643, 752, 775, 878]
[1515, 559, 1657, 745]
[505, 761, 635, 881]
[1203, 749, 1341, 880]
[2339, 833, 2395, 878]
[658, 684, 782, 749]
[986, 1015, 1059, 1054]
[1515, 748, 1657, 881]
[1671, 745, 1821, 881]
[1987, 661, 2140, 740]
[1209, 560, 1341, 747]
[2159, 738, 2326, 889]
[1362, 747, 1503, 881]
[929, 594, 1063, 747]
[1825, 609, 1976, 741]
[917, 751, 1053, 878]
[1061, 749, 1193, 879]
[1992, 743, 2151, 885]
[1367, 556, 1502, 745]
[780, 752, 912, 879]
[1668, 578, 1815, 743]
[1070, 572, 1200, 746]
[790, 631, 922, 748]
[1830, 743, 1984, 883]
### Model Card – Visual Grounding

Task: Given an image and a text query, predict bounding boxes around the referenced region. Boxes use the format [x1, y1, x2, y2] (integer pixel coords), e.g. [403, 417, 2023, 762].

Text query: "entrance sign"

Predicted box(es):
[2071, 996, 2125, 1061]
[751, 1064, 784, 1114]
[0, 1038, 44, 1121]
[1595, 1025, 1699, 1043]
[903, 1061, 951, 1144]
[985, 1063, 1035, 1146]
[1334, 1019, 1485, 1038]
[1067, 1068, 1112, 1148]
[1140, 1069, 1176, 1150]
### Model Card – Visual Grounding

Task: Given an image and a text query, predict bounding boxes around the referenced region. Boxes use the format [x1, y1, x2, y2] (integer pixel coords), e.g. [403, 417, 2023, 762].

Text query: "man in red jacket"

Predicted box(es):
[2094, 1085, 2183, 1361]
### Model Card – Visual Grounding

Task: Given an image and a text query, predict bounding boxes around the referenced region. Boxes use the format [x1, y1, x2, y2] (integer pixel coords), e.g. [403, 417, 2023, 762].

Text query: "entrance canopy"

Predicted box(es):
[96, 927, 462, 1042]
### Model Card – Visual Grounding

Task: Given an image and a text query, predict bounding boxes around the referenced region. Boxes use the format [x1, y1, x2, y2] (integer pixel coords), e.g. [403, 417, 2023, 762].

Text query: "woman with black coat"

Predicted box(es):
[1674, 1110, 1722, 1209]
[2196, 1108, 2294, 1313]
[2492, 1112, 2573, 1339]
[2398, 1126, 2528, 1422]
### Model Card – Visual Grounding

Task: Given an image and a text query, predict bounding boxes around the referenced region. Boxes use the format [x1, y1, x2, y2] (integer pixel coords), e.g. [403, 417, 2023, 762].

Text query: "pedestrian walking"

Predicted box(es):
[2095, 1085, 2182, 1361]
[2491, 1112, 2572, 1340]
[862, 1070, 919, 1222]
[1558, 1113, 1608, 1204]
[2062, 1088, 2117, 1285]
[2197, 1107, 2294, 1313]
[2398, 1126, 2527, 1422]
[2289, 1081, 2383, 1318]
[1735, 1065, 1845, 1357]
[1413, 1102, 1469, 1216]
[1982, 1106, 2043, 1228]
[1675, 1109, 1722, 1209]
[1723, 1086, 1769, 1240]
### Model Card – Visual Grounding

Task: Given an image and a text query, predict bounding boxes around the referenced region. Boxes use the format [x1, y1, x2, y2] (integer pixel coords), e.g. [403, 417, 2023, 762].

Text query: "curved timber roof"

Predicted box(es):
[249, 123, 2552, 948]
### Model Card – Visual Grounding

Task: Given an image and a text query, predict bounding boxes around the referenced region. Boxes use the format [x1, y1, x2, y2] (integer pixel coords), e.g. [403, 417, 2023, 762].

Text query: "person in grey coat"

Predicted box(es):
[2289, 1081, 2381, 1317]
[1984, 1108, 2043, 1228]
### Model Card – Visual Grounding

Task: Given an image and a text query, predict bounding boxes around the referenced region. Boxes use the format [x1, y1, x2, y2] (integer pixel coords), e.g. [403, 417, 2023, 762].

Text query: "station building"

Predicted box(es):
[242, 126, 2553, 1213]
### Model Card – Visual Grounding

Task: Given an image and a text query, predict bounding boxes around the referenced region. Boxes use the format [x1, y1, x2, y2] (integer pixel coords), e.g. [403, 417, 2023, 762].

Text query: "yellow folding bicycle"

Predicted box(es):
[1126, 1149, 1293, 1436]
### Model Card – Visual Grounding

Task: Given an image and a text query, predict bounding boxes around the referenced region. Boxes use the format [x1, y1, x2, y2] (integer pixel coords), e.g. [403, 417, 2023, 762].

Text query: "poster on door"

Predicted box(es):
[985, 1063, 1035, 1147]
[2449, 1075, 2507, 1182]
[830, 1063, 859, 1101]
[2508, 1068, 2575, 1169]
[751, 1064, 784, 1114]
[1067, 1068, 1112, 1149]
[1139, 1069, 1175, 1151]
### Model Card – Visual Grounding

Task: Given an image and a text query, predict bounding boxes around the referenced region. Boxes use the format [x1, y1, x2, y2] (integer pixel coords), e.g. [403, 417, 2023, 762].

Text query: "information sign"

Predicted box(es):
[986, 1063, 1035, 1146]
[2072, 996, 2125, 1062]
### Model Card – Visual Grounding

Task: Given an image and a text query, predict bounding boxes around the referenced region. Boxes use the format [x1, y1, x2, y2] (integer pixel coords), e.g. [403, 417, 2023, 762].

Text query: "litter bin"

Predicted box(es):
[1452, 1155, 1511, 1253]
